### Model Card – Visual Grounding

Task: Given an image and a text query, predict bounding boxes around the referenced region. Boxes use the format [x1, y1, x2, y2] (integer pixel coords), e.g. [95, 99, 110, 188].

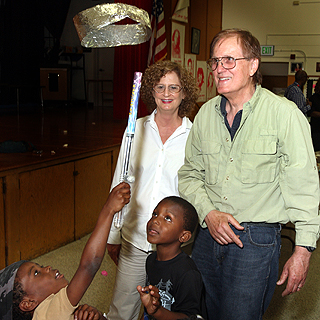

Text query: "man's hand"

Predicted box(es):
[277, 246, 312, 296]
[204, 210, 244, 248]
[107, 243, 121, 266]
[137, 285, 161, 316]
[74, 304, 106, 320]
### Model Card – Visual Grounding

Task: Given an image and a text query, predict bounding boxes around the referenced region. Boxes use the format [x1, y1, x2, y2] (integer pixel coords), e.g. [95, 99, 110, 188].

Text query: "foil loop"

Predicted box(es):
[73, 3, 152, 48]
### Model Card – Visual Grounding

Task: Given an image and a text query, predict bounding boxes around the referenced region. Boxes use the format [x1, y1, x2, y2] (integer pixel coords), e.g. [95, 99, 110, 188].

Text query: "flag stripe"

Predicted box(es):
[156, 32, 166, 44]
[147, 0, 167, 66]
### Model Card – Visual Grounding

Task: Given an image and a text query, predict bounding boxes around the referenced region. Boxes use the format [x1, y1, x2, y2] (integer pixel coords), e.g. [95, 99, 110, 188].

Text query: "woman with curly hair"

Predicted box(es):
[106, 60, 199, 320]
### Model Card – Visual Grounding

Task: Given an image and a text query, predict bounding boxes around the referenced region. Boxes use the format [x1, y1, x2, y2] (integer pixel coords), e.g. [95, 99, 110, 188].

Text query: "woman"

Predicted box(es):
[106, 60, 199, 320]
[309, 78, 320, 151]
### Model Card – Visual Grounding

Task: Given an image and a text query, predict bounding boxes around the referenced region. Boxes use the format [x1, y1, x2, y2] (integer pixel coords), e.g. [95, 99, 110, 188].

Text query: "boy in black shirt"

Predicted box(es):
[137, 196, 206, 320]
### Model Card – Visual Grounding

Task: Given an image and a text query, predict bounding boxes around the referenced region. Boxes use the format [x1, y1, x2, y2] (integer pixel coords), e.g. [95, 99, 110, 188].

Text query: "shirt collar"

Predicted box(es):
[244, 84, 261, 111]
[216, 85, 261, 114]
[146, 109, 191, 132]
[220, 96, 227, 116]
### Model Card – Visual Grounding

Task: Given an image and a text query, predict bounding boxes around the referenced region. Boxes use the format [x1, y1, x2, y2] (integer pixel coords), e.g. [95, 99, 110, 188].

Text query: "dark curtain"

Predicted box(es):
[113, 0, 153, 120]
[0, 0, 70, 105]
[40, 0, 71, 65]
[40, 0, 70, 39]
[0, 0, 42, 104]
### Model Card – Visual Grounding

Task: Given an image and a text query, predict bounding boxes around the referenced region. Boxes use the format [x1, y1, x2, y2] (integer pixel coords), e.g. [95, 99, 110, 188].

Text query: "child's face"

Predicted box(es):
[147, 199, 185, 245]
[18, 262, 69, 304]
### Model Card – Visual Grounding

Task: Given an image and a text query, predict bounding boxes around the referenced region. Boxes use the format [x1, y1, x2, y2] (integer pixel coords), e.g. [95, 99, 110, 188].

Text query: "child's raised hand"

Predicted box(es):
[74, 304, 107, 320]
[137, 284, 161, 315]
[67, 184, 130, 307]
[104, 182, 131, 214]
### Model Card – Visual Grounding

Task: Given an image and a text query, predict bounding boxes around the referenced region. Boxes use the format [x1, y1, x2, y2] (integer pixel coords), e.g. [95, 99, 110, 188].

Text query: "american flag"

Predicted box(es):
[147, 0, 167, 66]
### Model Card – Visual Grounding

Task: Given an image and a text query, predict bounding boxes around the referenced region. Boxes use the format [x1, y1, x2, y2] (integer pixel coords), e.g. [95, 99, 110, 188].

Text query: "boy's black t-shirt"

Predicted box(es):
[145, 251, 206, 319]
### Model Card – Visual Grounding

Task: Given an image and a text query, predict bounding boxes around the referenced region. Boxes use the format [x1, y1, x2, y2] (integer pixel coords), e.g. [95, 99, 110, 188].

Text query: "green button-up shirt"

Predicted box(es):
[178, 85, 320, 247]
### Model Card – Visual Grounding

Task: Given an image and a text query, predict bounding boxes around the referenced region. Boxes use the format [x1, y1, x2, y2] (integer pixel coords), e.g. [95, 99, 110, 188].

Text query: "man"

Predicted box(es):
[284, 69, 311, 115]
[178, 29, 320, 320]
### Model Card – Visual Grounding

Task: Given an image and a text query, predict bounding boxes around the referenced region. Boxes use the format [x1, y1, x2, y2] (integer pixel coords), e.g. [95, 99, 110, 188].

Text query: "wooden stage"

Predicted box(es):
[0, 103, 127, 268]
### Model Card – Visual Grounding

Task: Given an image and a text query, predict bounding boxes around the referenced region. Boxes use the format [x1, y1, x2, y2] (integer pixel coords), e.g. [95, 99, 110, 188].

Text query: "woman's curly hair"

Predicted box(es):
[12, 278, 33, 320]
[140, 60, 199, 118]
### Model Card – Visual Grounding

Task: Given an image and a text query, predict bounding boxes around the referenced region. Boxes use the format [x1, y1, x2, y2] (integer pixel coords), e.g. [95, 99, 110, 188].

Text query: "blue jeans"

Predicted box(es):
[192, 223, 281, 320]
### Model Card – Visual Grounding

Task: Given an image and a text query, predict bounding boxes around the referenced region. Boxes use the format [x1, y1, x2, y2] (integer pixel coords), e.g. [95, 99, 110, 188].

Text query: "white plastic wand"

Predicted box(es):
[113, 71, 142, 228]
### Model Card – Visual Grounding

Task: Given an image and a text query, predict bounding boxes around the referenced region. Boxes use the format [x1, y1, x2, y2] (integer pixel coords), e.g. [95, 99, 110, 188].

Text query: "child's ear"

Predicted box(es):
[179, 230, 192, 243]
[19, 298, 39, 312]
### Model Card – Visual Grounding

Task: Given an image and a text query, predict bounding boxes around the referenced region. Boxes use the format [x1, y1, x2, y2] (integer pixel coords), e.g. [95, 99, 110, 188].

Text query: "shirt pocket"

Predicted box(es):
[201, 140, 221, 185]
[241, 139, 277, 184]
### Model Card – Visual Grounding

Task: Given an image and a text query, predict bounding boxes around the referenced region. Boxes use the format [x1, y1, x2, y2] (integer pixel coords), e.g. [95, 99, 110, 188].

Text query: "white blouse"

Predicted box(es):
[107, 110, 192, 252]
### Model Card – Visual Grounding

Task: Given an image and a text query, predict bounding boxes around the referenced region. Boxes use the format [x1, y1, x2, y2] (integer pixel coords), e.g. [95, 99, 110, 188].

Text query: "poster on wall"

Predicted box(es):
[185, 54, 196, 79]
[197, 61, 207, 102]
[191, 28, 200, 55]
[207, 68, 216, 100]
[290, 62, 303, 74]
[172, 0, 189, 23]
[171, 22, 185, 65]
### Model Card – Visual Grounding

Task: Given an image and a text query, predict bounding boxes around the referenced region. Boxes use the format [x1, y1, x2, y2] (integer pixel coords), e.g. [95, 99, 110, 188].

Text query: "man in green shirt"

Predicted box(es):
[178, 29, 320, 320]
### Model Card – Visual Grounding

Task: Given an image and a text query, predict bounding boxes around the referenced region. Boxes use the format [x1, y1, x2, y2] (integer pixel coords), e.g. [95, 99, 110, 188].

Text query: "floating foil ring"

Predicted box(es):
[73, 3, 152, 48]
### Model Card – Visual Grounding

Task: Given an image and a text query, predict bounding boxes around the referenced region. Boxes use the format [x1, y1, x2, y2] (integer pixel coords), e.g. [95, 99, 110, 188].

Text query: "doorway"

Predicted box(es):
[261, 62, 289, 96]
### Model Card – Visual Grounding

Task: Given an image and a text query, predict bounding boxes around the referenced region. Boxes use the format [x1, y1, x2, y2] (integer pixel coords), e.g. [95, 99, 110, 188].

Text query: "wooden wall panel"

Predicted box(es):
[207, 0, 223, 58]
[262, 76, 288, 93]
[163, 0, 174, 60]
[287, 75, 295, 87]
[74, 153, 112, 239]
[5, 174, 21, 265]
[112, 146, 120, 176]
[18, 163, 74, 260]
[190, 0, 208, 61]
[163, 0, 222, 61]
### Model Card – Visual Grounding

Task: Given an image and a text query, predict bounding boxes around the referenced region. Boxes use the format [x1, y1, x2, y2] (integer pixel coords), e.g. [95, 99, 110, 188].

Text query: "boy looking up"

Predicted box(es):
[0, 182, 130, 320]
[137, 196, 206, 320]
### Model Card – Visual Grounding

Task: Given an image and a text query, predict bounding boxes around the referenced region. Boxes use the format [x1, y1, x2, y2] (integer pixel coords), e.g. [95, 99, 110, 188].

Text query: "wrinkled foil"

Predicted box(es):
[73, 3, 152, 48]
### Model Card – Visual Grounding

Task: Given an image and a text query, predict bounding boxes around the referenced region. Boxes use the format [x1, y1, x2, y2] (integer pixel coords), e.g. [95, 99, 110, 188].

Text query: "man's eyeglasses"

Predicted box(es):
[153, 84, 183, 94]
[207, 56, 249, 71]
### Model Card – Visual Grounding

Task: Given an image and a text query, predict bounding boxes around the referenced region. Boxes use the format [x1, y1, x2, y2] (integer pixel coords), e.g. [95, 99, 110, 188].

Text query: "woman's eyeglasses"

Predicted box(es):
[153, 84, 183, 94]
